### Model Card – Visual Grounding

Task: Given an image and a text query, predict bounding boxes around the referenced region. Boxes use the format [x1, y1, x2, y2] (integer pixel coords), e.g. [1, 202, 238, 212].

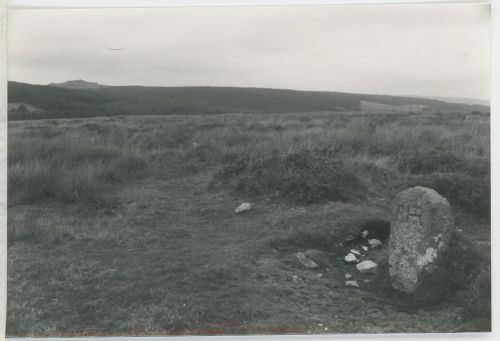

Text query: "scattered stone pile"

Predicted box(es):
[342, 229, 381, 288]
[266, 186, 460, 301]
[293, 228, 383, 288]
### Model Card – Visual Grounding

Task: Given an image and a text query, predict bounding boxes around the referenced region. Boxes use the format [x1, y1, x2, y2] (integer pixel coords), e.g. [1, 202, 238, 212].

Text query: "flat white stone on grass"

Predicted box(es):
[360, 230, 369, 238]
[345, 273, 352, 280]
[234, 202, 253, 214]
[356, 260, 378, 273]
[362, 245, 369, 252]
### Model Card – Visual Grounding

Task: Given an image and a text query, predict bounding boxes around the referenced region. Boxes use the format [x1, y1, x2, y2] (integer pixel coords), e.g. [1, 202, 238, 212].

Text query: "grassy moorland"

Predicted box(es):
[7, 111, 490, 335]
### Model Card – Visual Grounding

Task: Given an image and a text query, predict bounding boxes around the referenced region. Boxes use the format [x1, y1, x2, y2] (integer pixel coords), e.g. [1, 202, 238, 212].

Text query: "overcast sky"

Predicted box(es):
[7, 4, 491, 100]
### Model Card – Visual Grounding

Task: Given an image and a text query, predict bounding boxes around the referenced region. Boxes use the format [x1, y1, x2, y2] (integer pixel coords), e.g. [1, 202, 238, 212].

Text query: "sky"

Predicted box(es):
[7, 4, 491, 100]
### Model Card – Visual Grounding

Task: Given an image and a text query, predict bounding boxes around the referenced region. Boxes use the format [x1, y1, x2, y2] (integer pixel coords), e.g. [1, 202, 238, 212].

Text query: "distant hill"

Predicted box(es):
[7, 81, 490, 120]
[48, 79, 107, 90]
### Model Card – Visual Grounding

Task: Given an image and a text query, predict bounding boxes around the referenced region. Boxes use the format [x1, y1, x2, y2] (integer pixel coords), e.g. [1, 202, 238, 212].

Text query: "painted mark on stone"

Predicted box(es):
[416, 247, 437, 269]
[396, 204, 423, 225]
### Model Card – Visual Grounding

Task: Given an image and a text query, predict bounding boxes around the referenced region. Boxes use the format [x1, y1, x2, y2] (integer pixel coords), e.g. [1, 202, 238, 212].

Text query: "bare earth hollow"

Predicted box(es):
[7, 112, 490, 335]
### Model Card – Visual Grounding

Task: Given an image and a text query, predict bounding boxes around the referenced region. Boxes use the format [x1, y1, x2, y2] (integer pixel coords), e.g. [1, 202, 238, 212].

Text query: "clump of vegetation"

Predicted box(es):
[397, 150, 467, 174]
[213, 148, 365, 203]
[426, 172, 490, 217]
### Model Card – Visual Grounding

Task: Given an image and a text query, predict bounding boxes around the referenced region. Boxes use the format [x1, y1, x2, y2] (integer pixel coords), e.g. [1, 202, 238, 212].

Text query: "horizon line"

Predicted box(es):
[8, 79, 491, 103]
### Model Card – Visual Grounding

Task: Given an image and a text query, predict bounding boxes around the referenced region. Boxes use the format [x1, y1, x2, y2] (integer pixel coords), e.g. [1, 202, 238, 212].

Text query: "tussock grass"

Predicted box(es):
[9, 133, 148, 207]
[205, 112, 490, 213]
[9, 111, 490, 213]
[424, 173, 490, 217]
[7, 111, 490, 249]
[212, 148, 366, 203]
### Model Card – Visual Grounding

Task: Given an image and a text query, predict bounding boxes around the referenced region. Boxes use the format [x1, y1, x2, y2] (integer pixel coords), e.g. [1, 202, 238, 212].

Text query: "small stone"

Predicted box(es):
[350, 249, 361, 256]
[296, 252, 318, 269]
[368, 239, 383, 248]
[344, 273, 352, 280]
[304, 249, 327, 266]
[234, 202, 253, 214]
[362, 245, 368, 252]
[345, 280, 359, 288]
[364, 279, 371, 284]
[344, 253, 357, 263]
[343, 234, 357, 244]
[292, 275, 301, 282]
[356, 260, 378, 273]
[361, 230, 369, 238]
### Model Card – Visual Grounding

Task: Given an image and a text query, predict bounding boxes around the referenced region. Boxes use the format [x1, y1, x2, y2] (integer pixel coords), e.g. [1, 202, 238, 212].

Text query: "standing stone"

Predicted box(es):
[388, 186, 454, 294]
